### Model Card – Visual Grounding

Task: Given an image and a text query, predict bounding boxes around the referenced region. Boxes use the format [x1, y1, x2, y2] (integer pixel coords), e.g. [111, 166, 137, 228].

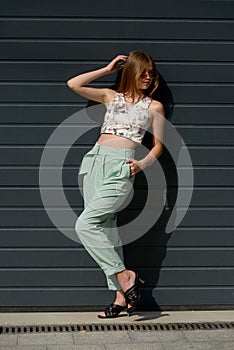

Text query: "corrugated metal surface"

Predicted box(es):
[0, 0, 233, 309]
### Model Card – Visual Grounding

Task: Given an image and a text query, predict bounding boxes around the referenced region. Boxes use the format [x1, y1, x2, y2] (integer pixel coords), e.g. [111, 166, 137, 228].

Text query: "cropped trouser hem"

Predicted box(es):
[105, 266, 126, 291]
[105, 266, 125, 278]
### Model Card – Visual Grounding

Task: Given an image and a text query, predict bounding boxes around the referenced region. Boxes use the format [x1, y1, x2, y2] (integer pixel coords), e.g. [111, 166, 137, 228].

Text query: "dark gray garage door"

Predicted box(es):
[0, 0, 233, 310]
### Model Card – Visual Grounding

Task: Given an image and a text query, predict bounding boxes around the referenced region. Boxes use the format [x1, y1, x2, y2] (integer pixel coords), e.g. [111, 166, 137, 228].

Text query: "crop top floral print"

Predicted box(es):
[100, 92, 152, 144]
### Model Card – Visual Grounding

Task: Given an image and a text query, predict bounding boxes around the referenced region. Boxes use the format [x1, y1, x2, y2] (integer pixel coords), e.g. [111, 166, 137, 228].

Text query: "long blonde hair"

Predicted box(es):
[117, 50, 159, 101]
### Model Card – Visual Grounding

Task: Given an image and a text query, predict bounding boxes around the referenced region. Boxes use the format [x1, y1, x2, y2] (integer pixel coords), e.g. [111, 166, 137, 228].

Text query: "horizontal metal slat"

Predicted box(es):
[0, 247, 233, 267]
[0, 227, 233, 248]
[0, 287, 233, 307]
[1, 63, 233, 83]
[0, 188, 234, 207]
[0, 167, 233, 187]
[0, 105, 233, 125]
[0, 207, 233, 227]
[0, 42, 233, 61]
[1, 19, 233, 40]
[0, 125, 234, 145]
[0, 268, 233, 287]
[0, 84, 233, 104]
[0, 147, 234, 166]
[0, 0, 233, 18]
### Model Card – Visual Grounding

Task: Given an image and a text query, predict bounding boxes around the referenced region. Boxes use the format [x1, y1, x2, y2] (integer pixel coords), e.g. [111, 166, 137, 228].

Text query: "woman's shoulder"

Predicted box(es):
[149, 99, 165, 116]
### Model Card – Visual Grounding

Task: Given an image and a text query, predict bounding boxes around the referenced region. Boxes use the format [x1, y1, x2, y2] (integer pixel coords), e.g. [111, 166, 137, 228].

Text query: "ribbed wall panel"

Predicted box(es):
[0, 0, 233, 309]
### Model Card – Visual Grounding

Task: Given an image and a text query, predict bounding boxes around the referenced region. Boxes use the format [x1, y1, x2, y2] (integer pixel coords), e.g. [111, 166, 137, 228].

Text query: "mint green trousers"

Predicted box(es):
[75, 142, 135, 291]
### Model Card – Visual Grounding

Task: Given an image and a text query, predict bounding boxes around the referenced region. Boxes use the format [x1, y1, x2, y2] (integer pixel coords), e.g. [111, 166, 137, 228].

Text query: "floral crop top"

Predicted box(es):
[100, 92, 152, 144]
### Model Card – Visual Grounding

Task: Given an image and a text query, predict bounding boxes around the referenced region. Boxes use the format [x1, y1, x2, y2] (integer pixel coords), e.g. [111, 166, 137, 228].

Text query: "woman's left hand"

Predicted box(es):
[125, 159, 143, 177]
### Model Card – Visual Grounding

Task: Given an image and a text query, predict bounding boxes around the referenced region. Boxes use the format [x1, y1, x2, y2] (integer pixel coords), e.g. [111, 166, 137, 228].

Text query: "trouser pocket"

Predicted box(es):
[78, 153, 94, 175]
[105, 157, 131, 180]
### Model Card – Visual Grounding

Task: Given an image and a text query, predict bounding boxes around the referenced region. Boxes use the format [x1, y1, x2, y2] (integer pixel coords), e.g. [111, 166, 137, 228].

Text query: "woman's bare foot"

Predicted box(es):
[98, 290, 127, 318]
[98, 270, 137, 318]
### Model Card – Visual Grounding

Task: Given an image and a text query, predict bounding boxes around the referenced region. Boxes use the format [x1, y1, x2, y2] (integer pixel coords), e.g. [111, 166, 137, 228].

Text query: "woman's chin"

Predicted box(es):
[142, 84, 150, 89]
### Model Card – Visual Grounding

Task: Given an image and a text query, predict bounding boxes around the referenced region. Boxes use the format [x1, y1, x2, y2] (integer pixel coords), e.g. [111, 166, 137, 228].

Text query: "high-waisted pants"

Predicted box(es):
[75, 142, 135, 291]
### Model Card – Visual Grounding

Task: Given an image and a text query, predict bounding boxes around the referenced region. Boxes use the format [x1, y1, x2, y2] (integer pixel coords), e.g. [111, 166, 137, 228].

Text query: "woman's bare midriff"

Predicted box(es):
[97, 133, 137, 149]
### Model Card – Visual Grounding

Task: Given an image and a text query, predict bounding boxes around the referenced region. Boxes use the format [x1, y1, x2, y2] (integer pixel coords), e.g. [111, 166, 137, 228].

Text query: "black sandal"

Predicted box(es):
[97, 303, 127, 319]
[124, 271, 145, 316]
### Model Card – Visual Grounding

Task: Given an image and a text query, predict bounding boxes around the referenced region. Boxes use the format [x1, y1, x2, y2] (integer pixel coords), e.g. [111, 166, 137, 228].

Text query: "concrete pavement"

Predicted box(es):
[0, 310, 234, 349]
[1, 310, 234, 325]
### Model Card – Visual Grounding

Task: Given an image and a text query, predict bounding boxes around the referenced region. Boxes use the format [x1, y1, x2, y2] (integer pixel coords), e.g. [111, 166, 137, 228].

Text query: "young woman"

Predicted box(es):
[67, 50, 165, 318]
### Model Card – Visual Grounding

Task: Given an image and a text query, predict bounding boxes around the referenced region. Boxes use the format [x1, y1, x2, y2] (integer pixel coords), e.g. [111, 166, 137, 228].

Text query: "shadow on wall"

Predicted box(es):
[87, 69, 181, 311]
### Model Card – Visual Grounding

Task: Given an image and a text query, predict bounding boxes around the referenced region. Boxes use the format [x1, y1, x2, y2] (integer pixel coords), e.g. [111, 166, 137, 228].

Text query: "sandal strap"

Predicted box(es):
[104, 303, 126, 317]
[125, 284, 140, 305]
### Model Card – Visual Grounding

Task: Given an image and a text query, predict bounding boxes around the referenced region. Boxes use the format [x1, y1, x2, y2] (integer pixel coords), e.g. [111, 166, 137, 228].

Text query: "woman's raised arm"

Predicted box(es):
[67, 55, 127, 104]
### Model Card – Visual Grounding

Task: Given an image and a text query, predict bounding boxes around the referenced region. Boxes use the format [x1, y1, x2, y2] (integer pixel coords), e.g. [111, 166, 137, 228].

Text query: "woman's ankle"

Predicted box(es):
[115, 270, 135, 292]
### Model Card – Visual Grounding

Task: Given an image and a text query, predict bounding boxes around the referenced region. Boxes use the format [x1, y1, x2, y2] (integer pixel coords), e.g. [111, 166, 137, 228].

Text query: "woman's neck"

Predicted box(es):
[123, 91, 146, 103]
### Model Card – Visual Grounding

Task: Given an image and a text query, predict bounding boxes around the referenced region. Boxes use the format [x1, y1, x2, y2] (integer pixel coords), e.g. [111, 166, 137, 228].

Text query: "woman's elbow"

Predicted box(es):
[67, 79, 74, 89]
